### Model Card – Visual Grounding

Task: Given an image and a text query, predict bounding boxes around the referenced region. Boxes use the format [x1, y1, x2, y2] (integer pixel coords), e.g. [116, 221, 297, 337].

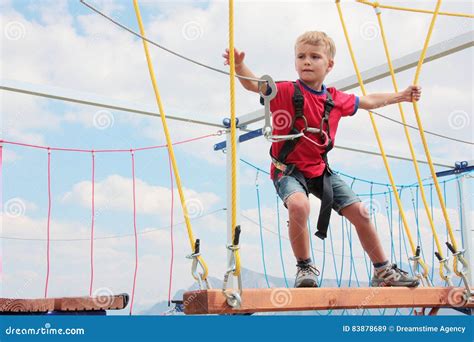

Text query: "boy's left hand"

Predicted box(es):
[402, 85, 422, 102]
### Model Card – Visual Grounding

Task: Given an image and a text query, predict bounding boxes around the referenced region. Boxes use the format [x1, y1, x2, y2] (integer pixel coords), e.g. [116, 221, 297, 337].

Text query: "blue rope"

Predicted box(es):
[275, 194, 289, 288]
[456, 177, 465, 248]
[385, 189, 400, 315]
[307, 218, 316, 267]
[410, 186, 431, 283]
[255, 175, 270, 288]
[328, 224, 341, 287]
[442, 182, 449, 258]
[240, 158, 468, 190]
[344, 217, 367, 315]
[318, 235, 326, 288]
[339, 219, 345, 287]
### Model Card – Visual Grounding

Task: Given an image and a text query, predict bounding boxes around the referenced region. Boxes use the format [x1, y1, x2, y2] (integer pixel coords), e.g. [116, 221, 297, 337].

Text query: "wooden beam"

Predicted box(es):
[183, 287, 473, 315]
[0, 293, 129, 313]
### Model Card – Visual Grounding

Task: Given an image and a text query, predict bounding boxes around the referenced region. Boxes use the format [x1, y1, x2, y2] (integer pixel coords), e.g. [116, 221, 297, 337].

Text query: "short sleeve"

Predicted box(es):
[269, 82, 293, 112]
[335, 90, 359, 117]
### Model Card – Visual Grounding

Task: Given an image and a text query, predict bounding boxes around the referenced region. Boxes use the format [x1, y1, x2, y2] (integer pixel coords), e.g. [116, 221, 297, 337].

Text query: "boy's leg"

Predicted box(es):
[331, 174, 419, 287]
[340, 202, 387, 264]
[274, 175, 319, 287]
[286, 192, 311, 261]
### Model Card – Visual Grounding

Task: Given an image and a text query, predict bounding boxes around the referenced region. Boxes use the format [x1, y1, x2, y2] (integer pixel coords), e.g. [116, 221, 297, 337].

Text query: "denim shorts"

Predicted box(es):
[274, 173, 361, 215]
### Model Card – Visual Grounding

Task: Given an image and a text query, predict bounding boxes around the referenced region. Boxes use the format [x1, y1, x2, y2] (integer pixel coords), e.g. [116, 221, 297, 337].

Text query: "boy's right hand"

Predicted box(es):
[222, 48, 245, 70]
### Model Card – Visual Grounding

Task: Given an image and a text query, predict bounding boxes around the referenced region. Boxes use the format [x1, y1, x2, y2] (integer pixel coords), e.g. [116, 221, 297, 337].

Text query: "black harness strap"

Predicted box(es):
[270, 82, 335, 240]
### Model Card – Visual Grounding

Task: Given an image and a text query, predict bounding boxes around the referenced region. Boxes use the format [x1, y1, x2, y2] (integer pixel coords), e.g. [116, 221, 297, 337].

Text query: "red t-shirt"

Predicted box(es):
[270, 80, 359, 179]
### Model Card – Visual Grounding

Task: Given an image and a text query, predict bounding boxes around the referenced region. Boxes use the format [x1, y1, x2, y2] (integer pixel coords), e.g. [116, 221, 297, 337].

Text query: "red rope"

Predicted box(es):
[129, 150, 139, 315]
[167, 151, 175, 306]
[0, 133, 216, 153]
[89, 151, 95, 297]
[45, 148, 52, 298]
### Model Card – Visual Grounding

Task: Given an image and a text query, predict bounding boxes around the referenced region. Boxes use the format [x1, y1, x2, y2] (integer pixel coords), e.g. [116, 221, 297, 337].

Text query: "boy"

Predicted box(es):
[223, 31, 421, 288]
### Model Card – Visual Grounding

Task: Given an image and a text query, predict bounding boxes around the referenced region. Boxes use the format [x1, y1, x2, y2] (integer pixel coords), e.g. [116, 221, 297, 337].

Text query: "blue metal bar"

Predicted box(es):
[214, 129, 263, 151]
[436, 162, 473, 178]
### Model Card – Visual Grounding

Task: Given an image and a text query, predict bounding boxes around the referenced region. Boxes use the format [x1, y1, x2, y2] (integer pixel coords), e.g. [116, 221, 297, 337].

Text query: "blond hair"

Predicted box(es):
[295, 31, 336, 59]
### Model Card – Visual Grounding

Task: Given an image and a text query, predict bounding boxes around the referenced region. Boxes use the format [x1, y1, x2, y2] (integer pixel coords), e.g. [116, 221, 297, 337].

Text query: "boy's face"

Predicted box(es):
[294, 43, 334, 86]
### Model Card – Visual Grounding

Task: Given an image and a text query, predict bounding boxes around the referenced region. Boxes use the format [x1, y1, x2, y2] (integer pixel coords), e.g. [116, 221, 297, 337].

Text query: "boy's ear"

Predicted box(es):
[326, 59, 334, 73]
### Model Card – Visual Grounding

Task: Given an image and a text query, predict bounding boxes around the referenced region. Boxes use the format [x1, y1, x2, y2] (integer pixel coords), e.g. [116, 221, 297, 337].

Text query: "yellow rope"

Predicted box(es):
[228, 0, 241, 277]
[356, 0, 474, 19]
[133, 0, 209, 280]
[335, 0, 431, 283]
[409, 0, 463, 277]
[374, 6, 451, 283]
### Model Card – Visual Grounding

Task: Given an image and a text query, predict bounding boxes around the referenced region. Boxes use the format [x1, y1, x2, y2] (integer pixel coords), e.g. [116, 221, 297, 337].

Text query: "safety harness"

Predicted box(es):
[270, 82, 335, 240]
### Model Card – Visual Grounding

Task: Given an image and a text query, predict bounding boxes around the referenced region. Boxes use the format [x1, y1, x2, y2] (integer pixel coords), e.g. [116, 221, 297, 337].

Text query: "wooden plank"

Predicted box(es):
[0, 298, 54, 313]
[0, 293, 129, 313]
[183, 287, 473, 315]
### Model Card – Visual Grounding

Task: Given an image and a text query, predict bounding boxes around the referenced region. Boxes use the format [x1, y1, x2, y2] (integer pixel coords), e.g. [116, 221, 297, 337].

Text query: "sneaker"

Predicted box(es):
[294, 264, 320, 288]
[371, 263, 420, 287]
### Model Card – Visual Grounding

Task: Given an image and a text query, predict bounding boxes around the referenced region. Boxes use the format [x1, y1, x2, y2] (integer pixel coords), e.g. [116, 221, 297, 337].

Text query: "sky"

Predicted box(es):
[0, 0, 473, 314]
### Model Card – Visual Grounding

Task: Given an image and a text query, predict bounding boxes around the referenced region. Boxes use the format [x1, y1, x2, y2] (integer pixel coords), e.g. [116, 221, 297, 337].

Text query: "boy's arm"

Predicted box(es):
[359, 85, 422, 110]
[222, 48, 263, 93]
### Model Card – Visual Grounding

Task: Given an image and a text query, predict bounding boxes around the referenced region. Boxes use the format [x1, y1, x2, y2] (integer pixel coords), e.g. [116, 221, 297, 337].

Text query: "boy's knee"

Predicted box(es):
[286, 193, 310, 218]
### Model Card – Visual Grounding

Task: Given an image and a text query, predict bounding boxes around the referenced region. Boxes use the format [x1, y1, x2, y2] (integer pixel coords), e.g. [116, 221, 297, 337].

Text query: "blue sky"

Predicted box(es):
[1, 0, 472, 314]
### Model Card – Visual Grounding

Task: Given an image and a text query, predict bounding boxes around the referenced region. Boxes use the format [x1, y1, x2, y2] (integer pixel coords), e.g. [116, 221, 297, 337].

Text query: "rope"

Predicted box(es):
[328, 225, 341, 287]
[129, 151, 139, 315]
[375, 3, 466, 283]
[356, 0, 474, 19]
[44, 148, 52, 298]
[240, 157, 468, 189]
[374, 3, 450, 284]
[132, 0, 209, 280]
[409, 0, 465, 278]
[256, 175, 270, 287]
[335, 0, 431, 284]
[167, 152, 175, 307]
[0, 133, 218, 153]
[319, 236, 327, 287]
[79, 0, 264, 84]
[89, 151, 95, 297]
[370, 109, 473, 146]
[307, 218, 316, 269]
[228, 0, 241, 278]
[385, 190, 400, 315]
[276, 194, 289, 288]
[1, 208, 225, 241]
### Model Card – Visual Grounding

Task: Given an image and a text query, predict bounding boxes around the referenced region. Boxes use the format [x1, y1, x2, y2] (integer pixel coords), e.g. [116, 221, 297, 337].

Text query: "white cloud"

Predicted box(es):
[61, 174, 221, 217]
